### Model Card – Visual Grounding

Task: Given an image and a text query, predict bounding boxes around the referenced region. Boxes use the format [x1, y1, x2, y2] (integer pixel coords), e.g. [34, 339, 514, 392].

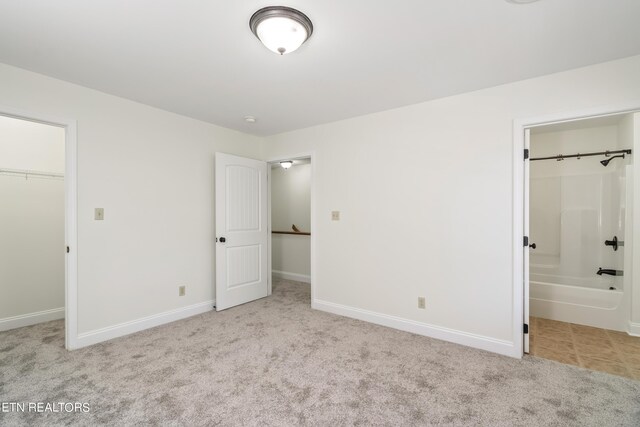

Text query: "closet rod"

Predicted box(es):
[0, 168, 64, 178]
[531, 149, 631, 162]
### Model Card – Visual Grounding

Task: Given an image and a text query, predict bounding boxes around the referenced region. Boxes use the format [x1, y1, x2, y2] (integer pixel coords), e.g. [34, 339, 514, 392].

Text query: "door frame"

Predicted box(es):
[512, 100, 640, 358]
[0, 105, 78, 350]
[266, 152, 316, 305]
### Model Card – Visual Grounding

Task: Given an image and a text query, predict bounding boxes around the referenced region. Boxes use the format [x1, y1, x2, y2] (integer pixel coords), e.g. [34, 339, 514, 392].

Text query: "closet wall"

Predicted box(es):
[0, 116, 65, 329]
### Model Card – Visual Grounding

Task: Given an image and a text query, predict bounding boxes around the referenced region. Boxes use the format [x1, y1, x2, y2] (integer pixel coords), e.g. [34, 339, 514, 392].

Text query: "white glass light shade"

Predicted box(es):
[280, 161, 293, 169]
[256, 17, 308, 55]
[250, 7, 313, 55]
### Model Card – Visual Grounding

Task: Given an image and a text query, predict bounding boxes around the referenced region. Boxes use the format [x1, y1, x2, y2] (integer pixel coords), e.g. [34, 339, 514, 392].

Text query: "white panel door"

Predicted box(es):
[524, 129, 531, 354]
[215, 153, 268, 311]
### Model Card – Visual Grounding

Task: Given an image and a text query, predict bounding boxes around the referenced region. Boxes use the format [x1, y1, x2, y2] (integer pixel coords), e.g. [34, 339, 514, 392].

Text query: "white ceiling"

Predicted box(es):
[0, 1, 639, 136]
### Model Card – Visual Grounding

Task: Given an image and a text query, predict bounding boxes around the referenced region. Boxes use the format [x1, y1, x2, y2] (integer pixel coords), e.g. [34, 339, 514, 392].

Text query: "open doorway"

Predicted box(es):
[522, 112, 640, 380]
[0, 115, 66, 341]
[269, 157, 312, 305]
[0, 108, 77, 350]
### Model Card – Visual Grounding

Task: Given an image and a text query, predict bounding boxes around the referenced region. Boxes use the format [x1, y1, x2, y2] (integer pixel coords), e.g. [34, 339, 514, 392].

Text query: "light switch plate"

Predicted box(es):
[331, 211, 340, 221]
[95, 208, 104, 220]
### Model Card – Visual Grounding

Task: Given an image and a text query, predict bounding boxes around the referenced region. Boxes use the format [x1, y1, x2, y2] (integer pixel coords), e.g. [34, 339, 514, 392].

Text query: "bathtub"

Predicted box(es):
[530, 272, 627, 331]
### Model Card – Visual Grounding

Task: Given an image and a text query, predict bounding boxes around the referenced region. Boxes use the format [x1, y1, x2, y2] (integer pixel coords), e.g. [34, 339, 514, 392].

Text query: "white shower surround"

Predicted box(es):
[529, 122, 632, 332]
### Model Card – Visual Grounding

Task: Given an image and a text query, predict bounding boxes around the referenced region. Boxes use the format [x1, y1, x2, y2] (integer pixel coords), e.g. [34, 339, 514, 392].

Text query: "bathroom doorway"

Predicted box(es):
[523, 112, 640, 380]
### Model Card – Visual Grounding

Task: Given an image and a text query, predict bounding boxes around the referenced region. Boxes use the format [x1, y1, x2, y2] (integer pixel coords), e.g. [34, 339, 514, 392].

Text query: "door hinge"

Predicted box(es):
[524, 149, 529, 160]
[523, 236, 529, 247]
[66, 246, 70, 253]
[524, 324, 529, 334]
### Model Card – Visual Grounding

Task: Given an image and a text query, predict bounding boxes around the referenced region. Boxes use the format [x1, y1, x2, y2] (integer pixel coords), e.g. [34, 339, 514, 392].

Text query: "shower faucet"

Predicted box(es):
[597, 268, 623, 277]
[604, 236, 623, 251]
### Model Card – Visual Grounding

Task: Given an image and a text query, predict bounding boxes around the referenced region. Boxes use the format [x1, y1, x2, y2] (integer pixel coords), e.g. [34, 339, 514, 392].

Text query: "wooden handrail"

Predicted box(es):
[272, 231, 311, 236]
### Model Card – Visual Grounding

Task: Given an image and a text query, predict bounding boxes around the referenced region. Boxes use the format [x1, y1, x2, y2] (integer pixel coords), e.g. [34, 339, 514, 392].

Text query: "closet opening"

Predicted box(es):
[0, 115, 65, 340]
[268, 157, 312, 306]
[0, 110, 77, 350]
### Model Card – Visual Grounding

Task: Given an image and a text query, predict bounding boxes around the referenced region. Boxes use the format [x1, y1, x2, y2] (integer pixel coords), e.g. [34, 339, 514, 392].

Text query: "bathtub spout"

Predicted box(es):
[597, 268, 622, 276]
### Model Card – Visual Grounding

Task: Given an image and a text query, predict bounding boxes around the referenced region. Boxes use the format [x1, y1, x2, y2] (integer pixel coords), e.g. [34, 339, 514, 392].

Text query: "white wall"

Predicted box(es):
[271, 234, 311, 281]
[271, 164, 311, 232]
[0, 115, 65, 173]
[0, 117, 65, 327]
[2, 54, 639, 354]
[261, 55, 640, 356]
[0, 63, 261, 341]
[271, 163, 311, 280]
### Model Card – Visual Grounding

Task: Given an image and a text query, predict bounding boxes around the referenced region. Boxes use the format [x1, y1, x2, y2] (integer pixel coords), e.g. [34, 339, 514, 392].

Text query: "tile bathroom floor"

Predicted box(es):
[529, 317, 640, 380]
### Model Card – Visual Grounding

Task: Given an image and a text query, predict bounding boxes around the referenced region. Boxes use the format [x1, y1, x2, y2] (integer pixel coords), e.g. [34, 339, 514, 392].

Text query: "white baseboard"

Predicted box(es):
[273, 270, 311, 284]
[629, 322, 640, 336]
[73, 300, 215, 349]
[0, 307, 65, 332]
[312, 299, 516, 358]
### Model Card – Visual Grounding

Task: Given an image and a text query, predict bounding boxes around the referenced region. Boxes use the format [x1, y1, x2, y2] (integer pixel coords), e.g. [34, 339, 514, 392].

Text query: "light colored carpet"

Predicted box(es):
[1, 279, 639, 426]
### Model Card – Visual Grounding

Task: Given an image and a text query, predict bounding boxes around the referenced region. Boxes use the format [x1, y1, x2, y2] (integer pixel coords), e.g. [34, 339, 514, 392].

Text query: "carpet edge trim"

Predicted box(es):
[0, 307, 65, 332]
[73, 300, 215, 349]
[272, 270, 311, 283]
[313, 299, 517, 358]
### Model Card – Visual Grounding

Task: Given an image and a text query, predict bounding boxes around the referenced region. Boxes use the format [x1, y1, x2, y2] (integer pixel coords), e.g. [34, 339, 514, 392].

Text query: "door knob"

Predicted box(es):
[219, 237, 226, 243]
[529, 243, 536, 249]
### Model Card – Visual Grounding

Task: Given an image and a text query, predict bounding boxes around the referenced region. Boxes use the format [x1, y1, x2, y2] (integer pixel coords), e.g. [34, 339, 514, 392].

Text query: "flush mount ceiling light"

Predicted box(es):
[280, 161, 293, 169]
[249, 6, 313, 55]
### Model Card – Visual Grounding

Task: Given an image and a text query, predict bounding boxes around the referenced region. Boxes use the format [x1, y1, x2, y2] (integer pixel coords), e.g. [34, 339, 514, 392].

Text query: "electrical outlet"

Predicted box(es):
[179, 286, 186, 296]
[94, 208, 104, 220]
[418, 297, 426, 309]
[331, 211, 340, 221]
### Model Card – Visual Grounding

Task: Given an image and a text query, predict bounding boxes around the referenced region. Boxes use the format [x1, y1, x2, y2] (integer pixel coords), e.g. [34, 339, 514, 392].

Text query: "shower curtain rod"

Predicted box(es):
[530, 149, 632, 162]
[0, 167, 64, 179]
